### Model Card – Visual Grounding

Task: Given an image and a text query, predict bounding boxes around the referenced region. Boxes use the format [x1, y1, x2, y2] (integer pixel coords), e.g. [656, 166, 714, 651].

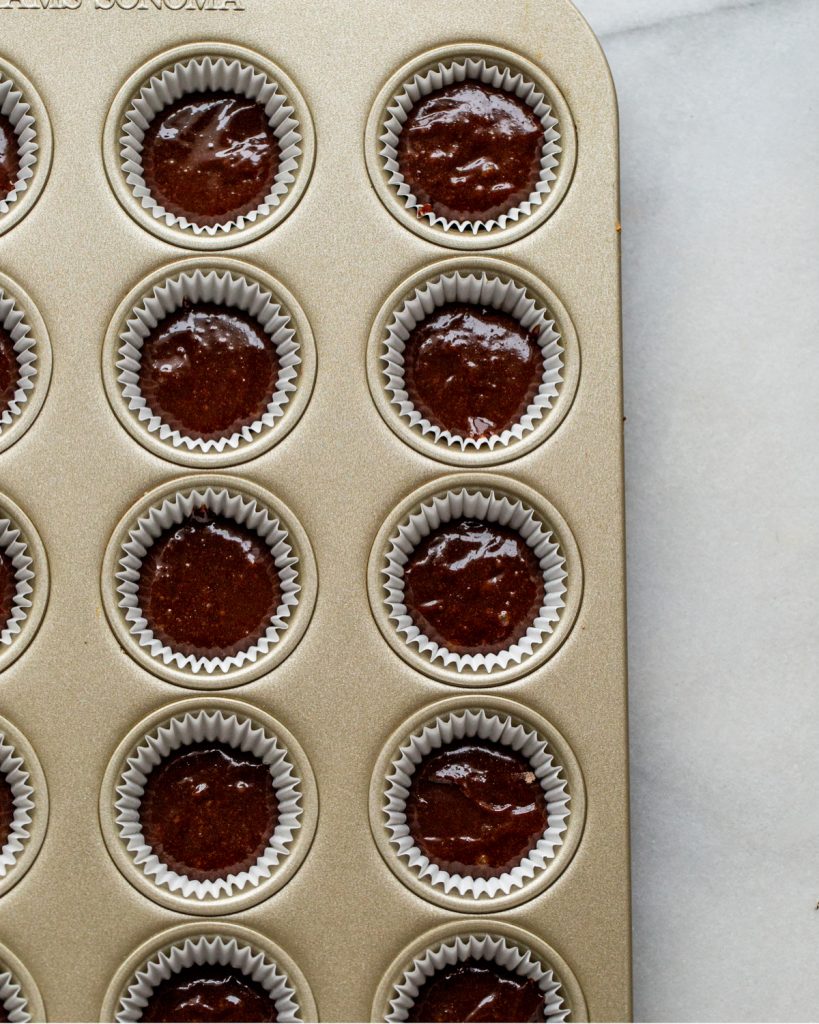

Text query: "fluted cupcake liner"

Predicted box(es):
[382, 487, 567, 674]
[0, 731, 35, 881]
[0, 517, 35, 649]
[115, 486, 300, 676]
[0, 970, 29, 1024]
[379, 57, 560, 235]
[114, 935, 302, 1024]
[114, 708, 302, 901]
[0, 286, 37, 437]
[116, 267, 300, 454]
[119, 55, 302, 236]
[0, 73, 38, 217]
[382, 708, 569, 900]
[385, 933, 568, 1023]
[381, 269, 563, 451]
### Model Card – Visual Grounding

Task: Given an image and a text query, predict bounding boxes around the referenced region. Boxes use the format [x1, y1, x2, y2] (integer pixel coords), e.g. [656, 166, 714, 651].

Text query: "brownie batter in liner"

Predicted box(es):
[0, 518, 34, 650]
[115, 935, 302, 1024]
[382, 709, 569, 900]
[382, 488, 567, 674]
[0, 733, 34, 884]
[119, 55, 302, 235]
[0, 970, 28, 1024]
[116, 268, 300, 453]
[0, 73, 38, 217]
[114, 709, 303, 901]
[380, 57, 560, 234]
[386, 934, 567, 1023]
[382, 270, 563, 451]
[0, 287, 38, 439]
[116, 487, 299, 675]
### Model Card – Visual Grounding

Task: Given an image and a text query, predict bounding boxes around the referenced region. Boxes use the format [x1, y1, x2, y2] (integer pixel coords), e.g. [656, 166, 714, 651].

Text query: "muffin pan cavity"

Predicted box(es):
[365, 44, 576, 249]
[102, 258, 315, 468]
[103, 43, 315, 249]
[100, 697, 317, 915]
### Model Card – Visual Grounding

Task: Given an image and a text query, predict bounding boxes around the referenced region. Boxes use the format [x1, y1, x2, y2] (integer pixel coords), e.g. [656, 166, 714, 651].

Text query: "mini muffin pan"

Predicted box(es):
[0, 2, 628, 1021]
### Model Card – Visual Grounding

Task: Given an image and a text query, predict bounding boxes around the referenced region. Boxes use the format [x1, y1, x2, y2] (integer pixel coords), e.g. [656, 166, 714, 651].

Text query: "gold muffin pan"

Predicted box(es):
[0, 2, 628, 1021]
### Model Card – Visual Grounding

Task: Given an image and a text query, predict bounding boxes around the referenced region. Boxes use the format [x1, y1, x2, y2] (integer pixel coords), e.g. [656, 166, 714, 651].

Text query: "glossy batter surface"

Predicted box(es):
[0, 546, 16, 633]
[403, 518, 544, 654]
[396, 81, 544, 222]
[140, 741, 278, 881]
[141, 965, 277, 1023]
[0, 115, 19, 201]
[138, 508, 281, 658]
[0, 771, 14, 851]
[403, 303, 542, 438]
[406, 738, 548, 877]
[0, 328, 19, 418]
[142, 91, 279, 226]
[138, 302, 279, 440]
[406, 960, 546, 1023]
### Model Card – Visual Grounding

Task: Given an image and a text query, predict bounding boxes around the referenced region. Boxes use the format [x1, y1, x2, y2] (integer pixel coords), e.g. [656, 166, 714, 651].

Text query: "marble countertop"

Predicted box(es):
[571, 0, 819, 1020]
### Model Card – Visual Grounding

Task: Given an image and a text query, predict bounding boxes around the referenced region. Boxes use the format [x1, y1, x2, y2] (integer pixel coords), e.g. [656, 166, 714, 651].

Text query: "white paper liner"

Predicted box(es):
[119, 55, 302, 236]
[0, 72, 38, 217]
[379, 57, 561, 235]
[114, 709, 303, 900]
[382, 270, 563, 450]
[116, 486, 300, 675]
[0, 731, 34, 880]
[383, 488, 567, 673]
[116, 268, 300, 453]
[0, 286, 37, 437]
[383, 709, 569, 899]
[115, 935, 302, 1023]
[0, 517, 35, 648]
[386, 933, 568, 1023]
[0, 970, 29, 1024]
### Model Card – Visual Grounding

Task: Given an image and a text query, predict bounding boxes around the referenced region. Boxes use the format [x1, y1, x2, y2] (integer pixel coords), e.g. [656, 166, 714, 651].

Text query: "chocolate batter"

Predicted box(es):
[407, 959, 546, 1023]
[406, 738, 548, 877]
[140, 741, 278, 881]
[403, 303, 542, 439]
[141, 964, 277, 1023]
[0, 327, 19, 418]
[0, 546, 16, 634]
[141, 91, 279, 227]
[0, 999, 9, 1024]
[0, 771, 14, 852]
[0, 115, 19, 202]
[397, 81, 544, 222]
[403, 517, 544, 654]
[138, 302, 279, 440]
[137, 507, 281, 658]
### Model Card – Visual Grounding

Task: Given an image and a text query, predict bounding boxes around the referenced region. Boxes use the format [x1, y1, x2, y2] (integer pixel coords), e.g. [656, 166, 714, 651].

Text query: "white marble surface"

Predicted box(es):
[571, 1, 819, 1020]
